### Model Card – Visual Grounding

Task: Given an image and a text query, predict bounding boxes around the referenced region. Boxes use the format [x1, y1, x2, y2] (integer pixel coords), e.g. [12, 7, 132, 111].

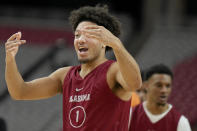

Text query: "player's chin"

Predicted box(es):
[78, 58, 90, 64]
[157, 100, 167, 106]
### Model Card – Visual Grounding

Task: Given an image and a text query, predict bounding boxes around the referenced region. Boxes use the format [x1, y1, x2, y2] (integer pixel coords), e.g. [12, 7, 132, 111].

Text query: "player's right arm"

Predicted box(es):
[5, 32, 70, 100]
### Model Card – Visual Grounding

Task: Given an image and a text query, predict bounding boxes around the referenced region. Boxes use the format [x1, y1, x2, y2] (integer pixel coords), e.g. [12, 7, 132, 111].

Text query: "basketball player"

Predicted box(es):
[5, 5, 142, 131]
[129, 64, 191, 131]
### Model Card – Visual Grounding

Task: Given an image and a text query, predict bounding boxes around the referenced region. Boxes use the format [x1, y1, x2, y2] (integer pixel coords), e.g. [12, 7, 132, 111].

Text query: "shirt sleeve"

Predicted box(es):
[177, 116, 191, 131]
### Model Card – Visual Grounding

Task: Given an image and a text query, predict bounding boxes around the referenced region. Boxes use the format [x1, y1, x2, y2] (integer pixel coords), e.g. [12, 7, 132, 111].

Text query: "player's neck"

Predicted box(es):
[146, 101, 169, 115]
[80, 57, 107, 78]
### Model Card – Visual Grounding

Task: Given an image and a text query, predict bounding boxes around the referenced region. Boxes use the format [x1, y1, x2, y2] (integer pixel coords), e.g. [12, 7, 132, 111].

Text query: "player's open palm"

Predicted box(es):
[5, 32, 26, 60]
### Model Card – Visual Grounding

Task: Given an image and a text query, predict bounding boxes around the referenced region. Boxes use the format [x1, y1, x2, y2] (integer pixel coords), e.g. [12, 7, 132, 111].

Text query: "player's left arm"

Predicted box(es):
[112, 42, 142, 91]
[83, 25, 142, 91]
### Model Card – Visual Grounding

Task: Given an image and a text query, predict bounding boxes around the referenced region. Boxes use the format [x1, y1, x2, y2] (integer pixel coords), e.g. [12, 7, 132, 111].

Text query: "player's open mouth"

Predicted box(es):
[160, 95, 167, 100]
[78, 47, 89, 56]
[79, 47, 88, 52]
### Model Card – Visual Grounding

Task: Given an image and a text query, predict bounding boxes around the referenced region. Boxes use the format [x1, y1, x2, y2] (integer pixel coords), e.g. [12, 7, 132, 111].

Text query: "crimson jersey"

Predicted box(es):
[62, 60, 131, 131]
[129, 103, 181, 131]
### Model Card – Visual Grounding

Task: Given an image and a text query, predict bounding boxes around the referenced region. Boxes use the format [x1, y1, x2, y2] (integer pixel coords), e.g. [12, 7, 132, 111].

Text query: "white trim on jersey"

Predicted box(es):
[142, 101, 191, 131]
[128, 107, 132, 129]
[143, 101, 172, 123]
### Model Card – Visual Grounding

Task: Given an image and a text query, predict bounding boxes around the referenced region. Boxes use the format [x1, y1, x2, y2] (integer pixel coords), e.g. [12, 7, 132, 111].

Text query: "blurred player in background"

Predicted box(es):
[129, 64, 191, 131]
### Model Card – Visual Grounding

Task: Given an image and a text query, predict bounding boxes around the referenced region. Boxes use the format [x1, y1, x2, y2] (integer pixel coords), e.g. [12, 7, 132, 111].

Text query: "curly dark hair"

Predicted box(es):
[68, 4, 121, 51]
[145, 64, 173, 81]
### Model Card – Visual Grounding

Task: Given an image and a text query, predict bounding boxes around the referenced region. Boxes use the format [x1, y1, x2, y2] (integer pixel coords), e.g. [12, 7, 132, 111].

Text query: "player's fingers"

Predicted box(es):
[6, 47, 18, 53]
[84, 25, 100, 29]
[19, 40, 26, 44]
[5, 42, 20, 50]
[7, 32, 21, 42]
[16, 32, 22, 40]
[5, 40, 26, 49]
[6, 40, 26, 46]
[85, 33, 100, 40]
[82, 29, 102, 38]
[83, 28, 101, 33]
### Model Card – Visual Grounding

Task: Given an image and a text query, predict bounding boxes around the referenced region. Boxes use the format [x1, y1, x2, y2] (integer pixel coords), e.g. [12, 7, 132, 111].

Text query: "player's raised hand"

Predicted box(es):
[5, 32, 26, 60]
[83, 25, 121, 49]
